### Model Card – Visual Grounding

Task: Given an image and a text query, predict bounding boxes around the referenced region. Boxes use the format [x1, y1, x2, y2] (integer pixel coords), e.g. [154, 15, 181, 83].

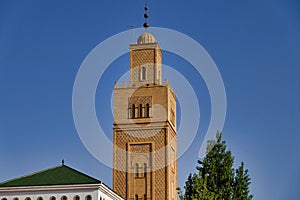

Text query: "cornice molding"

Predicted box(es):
[0, 183, 101, 193]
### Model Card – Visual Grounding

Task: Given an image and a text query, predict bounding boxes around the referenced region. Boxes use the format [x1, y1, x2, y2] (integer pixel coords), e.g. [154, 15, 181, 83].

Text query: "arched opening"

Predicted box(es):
[135, 163, 139, 177]
[85, 195, 92, 200]
[135, 195, 138, 200]
[145, 103, 150, 117]
[132, 104, 136, 118]
[61, 196, 67, 200]
[143, 163, 147, 177]
[49, 197, 56, 200]
[37, 197, 43, 200]
[139, 104, 143, 118]
[74, 196, 80, 200]
[141, 67, 146, 81]
[25, 198, 31, 200]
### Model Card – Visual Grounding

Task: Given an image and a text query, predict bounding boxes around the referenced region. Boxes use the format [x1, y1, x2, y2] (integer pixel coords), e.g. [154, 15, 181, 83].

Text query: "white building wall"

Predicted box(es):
[0, 190, 97, 200]
[0, 184, 123, 200]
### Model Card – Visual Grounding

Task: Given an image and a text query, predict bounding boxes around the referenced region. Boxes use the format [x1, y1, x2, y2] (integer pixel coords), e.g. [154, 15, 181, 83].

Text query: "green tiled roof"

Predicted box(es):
[0, 164, 101, 187]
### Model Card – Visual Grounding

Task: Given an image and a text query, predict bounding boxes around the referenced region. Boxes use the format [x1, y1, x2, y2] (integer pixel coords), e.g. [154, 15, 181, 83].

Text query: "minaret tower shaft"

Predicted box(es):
[113, 3, 178, 200]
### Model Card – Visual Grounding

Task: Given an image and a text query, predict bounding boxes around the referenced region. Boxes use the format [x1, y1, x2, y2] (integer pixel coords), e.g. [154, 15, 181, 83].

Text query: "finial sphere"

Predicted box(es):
[144, 13, 149, 18]
[144, 6, 148, 11]
[143, 22, 150, 28]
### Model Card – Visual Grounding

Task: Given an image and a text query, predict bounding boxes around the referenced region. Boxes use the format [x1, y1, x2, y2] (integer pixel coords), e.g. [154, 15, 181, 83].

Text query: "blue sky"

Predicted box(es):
[0, 0, 300, 199]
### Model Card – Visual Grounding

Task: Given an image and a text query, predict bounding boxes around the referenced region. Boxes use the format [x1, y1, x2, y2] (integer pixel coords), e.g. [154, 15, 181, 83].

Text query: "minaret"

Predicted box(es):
[113, 3, 178, 200]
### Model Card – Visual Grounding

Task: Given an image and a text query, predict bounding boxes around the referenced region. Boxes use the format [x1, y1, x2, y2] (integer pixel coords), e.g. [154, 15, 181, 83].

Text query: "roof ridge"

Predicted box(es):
[62, 165, 101, 183]
[0, 165, 61, 185]
[0, 164, 101, 187]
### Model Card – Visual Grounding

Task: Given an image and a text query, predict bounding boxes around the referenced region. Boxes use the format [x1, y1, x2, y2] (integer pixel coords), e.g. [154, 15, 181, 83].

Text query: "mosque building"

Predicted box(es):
[1, 3, 178, 200]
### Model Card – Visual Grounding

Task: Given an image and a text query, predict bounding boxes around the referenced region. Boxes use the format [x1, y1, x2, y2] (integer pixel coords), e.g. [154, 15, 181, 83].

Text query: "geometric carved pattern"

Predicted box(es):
[130, 143, 151, 153]
[155, 168, 166, 200]
[114, 128, 169, 200]
[114, 169, 126, 197]
[129, 143, 151, 170]
[170, 108, 175, 126]
[130, 48, 162, 87]
[129, 96, 152, 105]
[131, 49, 155, 68]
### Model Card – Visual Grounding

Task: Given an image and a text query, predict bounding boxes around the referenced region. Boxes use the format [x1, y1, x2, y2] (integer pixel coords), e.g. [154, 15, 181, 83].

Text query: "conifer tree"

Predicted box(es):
[178, 132, 253, 200]
[197, 132, 234, 199]
[178, 172, 215, 200]
[233, 162, 253, 200]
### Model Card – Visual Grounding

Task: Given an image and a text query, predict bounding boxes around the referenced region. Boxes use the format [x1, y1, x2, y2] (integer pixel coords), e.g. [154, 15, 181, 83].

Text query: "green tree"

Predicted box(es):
[178, 132, 253, 200]
[233, 162, 253, 200]
[178, 172, 215, 200]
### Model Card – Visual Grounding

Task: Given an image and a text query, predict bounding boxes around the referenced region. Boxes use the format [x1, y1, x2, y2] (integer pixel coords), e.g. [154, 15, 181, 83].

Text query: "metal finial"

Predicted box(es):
[62, 159, 65, 166]
[143, 0, 150, 29]
[144, 0, 148, 10]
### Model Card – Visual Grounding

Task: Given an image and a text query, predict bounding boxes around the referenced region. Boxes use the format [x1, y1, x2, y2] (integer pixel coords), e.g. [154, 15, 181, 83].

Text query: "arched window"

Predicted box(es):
[37, 197, 43, 200]
[135, 195, 138, 200]
[143, 163, 147, 176]
[50, 197, 56, 200]
[25, 198, 31, 200]
[85, 195, 92, 200]
[13, 198, 19, 200]
[100, 197, 102, 200]
[74, 196, 80, 200]
[2, 198, 8, 200]
[139, 104, 143, 118]
[144, 194, 147, 200]
[141, 67, 146, 81]
[132, 104, 136, 118]
[61, 196, 67, 200]
[135, 163, 139, 177]
[145, 103, 150, 117]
